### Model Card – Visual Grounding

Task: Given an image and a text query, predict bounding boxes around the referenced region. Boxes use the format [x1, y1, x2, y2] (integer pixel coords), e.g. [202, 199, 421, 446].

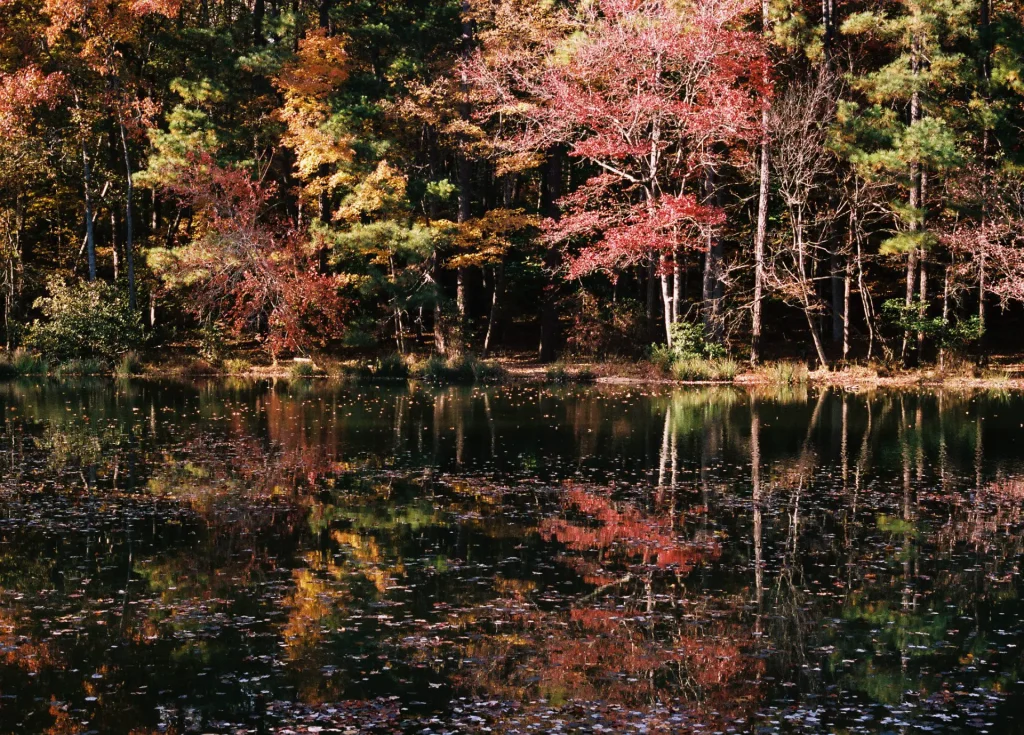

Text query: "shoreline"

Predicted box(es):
[4, 353, 1020, 391]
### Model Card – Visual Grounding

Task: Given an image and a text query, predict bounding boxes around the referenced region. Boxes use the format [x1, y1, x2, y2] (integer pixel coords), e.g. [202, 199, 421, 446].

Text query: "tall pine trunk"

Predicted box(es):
[82, 141, 97, 282]
[119, 116, 137, 312]
[903, 25, 923, 364]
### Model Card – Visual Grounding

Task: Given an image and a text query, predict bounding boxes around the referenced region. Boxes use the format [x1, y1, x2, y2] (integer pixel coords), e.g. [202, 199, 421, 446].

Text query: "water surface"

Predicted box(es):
[1, 379, 1023, 733]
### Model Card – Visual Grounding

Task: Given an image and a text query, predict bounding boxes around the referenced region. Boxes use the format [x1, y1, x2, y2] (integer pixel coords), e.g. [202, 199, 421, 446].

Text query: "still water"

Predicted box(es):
[1, 379, 1023, 734]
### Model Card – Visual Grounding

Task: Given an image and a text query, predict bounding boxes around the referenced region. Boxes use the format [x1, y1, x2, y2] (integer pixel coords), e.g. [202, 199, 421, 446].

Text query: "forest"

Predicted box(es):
[2, 0, 1024, 379]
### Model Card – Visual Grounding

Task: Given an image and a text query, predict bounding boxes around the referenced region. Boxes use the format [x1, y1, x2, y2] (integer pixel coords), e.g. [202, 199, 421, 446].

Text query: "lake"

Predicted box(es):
[1, 379, 1023, 734]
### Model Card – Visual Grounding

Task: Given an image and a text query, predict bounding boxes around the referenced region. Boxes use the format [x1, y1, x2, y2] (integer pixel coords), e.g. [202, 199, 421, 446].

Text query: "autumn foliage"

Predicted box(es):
[155, 155, 346, 355]
[474, 0, 768, 278]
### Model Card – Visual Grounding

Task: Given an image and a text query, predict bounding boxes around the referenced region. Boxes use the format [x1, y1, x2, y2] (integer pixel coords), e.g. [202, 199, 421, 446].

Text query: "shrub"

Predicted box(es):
[650, 321, 727, 376]
[417, 354, 504, 384]
[418, 355, 448, 382]
[882, 298, 983, 360]
[648, 344, 676, 374]
[546, 365, 571, 383]
[26, 277, 145, 364]
[180, 358, 217, 377]
[290, 361, 317, 379]
[115, 351, 144, 377]
[668, 321, 726, 360]
[372, 353, 410, 379]
[1, 349, 48, 376]
[222, 358, 252, 375]
[197, 320, 227, 363]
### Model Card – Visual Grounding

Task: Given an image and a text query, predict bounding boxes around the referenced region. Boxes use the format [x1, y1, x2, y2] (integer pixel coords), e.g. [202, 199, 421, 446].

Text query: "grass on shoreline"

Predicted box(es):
[2, 347, 1022, 388]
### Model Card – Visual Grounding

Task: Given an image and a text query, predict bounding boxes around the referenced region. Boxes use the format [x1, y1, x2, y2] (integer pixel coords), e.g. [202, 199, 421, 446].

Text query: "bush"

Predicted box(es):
[417, 354, 504, 384]
[115, 351, 144, 377]
[668, 322, 726, 360]
[290, 361, 317, 379]
[0, 349, 48, 377]
[222, 358, 252, 375]
[671, 357, 739, 382]
[371, 353, 410, 380]
[650, 321, 731, 380]
[197, 320, 227, 363]
[648, 344, 676, 374]
[882, 298, 983, 358]
[26, 277, 145, 364]
[179, 358, 217, 377]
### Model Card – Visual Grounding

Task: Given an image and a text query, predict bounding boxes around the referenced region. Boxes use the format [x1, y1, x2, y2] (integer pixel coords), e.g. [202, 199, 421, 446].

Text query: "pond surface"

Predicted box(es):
[1, 380, 1023, 734]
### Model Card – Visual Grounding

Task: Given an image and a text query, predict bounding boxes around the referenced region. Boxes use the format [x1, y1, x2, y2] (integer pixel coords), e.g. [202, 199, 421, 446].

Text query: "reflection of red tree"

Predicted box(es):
[452, 486, 762, 729]
[541, 487, 720, 581]
[0, 611, 58, 674]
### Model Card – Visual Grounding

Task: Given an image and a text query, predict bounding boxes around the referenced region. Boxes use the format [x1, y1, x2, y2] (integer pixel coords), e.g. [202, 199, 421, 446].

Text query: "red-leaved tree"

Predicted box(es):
[473, 0, 769, 343]
[154, 155, 346, 357]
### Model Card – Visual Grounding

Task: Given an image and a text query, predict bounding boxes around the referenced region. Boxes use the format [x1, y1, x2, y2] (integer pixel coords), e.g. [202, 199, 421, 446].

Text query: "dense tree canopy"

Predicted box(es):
[3, 0, 1024, 368]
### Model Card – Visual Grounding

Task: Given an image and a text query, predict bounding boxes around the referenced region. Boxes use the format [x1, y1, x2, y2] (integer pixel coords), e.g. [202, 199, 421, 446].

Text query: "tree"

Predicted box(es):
[0, 65, 66, 347]
[767, 74, 840, 368]
[839, 1, 970, 364]
[152, 155, 347, 357]
[477, 0, 769, 347]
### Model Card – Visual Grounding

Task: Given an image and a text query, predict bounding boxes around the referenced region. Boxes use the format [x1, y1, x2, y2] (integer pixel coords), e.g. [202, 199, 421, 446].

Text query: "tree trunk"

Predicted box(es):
[843, 254, 852, 361]
[903, 26, 923, 364]
[111, 209, 120, 281]
[318, 0, 332, 30]
[940, 267, 951, 369]
[432, 250, 447, 356]
[660, 257, 673, 347]
[752, 0, 771, 365]
[915, 170, 928, 355]
[854, 208, 876, 360]
[253, 0, 266, 45]
[455, 2, 473, 347]
[831, 250, 844, 344]
[796, 208, 828, 368]
[671, 249, 681, 324]
[917, 251, 927, 356]
[646, 260, 657, 335]
[979, 0, 992, 358]
[701, 169, 723, 341]
[425, 129, 448, 356]
[483, 260, 506, 356]
[539, 146, 564, 362]
[82, 142, 97, 282]
[119, 117, 137, 312]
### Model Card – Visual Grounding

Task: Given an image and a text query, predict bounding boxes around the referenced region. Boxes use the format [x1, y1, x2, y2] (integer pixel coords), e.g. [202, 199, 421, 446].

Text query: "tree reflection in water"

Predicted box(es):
[0, 381, 1022, 733]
